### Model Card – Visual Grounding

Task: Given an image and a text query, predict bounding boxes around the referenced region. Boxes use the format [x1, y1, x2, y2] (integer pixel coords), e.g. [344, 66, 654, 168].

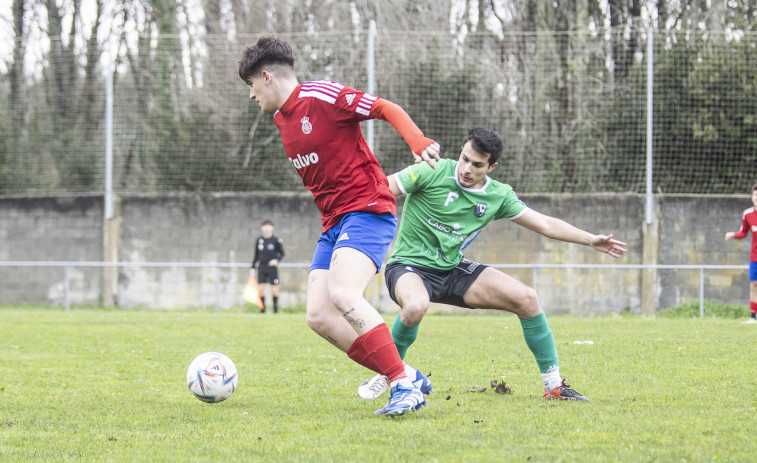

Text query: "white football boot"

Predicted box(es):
[358, 374, 389, 399]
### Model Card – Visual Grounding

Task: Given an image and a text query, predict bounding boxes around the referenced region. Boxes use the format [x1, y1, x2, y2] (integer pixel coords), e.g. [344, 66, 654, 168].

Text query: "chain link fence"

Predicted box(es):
[2, 29, 756, 195]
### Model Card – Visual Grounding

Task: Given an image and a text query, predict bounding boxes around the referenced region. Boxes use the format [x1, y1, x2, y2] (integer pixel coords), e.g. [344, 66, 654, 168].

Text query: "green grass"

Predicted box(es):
[1, 308, 756, 462]
[658, 300, 749, 319]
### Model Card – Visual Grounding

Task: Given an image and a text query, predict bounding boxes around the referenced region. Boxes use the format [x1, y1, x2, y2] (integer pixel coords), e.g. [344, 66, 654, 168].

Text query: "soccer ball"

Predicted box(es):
[186, 352, 238, 403]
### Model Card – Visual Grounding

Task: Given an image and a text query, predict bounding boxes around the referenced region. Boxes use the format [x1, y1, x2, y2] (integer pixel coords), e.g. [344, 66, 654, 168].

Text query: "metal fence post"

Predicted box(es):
[700, 267, 705, 318]
[215, 264, 221, 312]
[64, 265, 70, 311]
[645, 26, 655, 225]
[366, 20, 376, 152]
[532, 266, 538, 293]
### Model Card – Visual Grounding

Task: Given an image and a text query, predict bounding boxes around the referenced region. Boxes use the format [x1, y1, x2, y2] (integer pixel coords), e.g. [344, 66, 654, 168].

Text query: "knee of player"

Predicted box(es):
[517, 287, 541, 313]
[306, 310, 328, 334]
[401, 299, 429, 325]
[326, 285, 361, 312]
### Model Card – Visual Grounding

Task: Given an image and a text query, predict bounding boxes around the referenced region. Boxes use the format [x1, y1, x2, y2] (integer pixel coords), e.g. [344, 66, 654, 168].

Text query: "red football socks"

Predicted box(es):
[347, 324, 407, 382]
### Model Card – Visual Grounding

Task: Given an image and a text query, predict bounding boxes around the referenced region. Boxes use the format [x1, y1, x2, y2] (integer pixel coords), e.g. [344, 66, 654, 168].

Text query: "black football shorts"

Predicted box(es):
[384, 259, 487, 309]
[257, 265, 279, 285]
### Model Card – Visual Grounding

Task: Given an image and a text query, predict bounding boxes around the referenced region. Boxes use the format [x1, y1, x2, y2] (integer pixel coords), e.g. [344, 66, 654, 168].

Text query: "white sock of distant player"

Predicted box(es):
[542, 365, 562, 391]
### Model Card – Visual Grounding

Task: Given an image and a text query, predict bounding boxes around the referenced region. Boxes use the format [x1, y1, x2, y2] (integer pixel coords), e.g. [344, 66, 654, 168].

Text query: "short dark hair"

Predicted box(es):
[462, 128, 503, 165]
[261, 219, 274, 226]
[239, 36, 295, 82]
[752, 182, 757, 192]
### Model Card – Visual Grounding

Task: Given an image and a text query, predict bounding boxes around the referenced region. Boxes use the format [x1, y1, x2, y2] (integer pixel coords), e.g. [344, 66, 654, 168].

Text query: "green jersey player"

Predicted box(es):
[357, 128, 627, 402]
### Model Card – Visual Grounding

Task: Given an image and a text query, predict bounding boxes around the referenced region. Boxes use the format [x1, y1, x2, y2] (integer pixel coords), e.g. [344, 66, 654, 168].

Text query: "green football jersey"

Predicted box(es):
[388, 158, 527, 270]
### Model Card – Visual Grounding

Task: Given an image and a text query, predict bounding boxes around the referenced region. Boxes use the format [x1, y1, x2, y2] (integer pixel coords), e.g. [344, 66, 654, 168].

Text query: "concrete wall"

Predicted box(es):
[0, 194, 104, 305]
[657, 195, 750, 309]
[0, 192, 752, 314]
[116, 193, 321, 309]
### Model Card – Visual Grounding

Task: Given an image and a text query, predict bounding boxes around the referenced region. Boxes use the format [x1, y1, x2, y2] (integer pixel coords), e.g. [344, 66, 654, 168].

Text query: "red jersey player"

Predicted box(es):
[725, 182, 757, 323]
[238, 36, 439, 416]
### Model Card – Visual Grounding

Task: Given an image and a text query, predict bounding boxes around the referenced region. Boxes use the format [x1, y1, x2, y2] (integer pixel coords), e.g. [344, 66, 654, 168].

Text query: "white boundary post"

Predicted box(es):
[366, 20, 376, 153]
[700, 267, 705, 318]
[215, 264, 221, 311]
[64, 265, 70, 311]
[367, 20, 379, 310]
[645, 27, 654, 225]
[105, 67, 114, 220]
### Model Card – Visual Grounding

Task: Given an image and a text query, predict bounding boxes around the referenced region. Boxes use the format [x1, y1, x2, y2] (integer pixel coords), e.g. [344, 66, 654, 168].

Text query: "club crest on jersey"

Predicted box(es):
[345, 93, 356, 105]
[301, 116, 312, 134]
[475, 202, 487, 218]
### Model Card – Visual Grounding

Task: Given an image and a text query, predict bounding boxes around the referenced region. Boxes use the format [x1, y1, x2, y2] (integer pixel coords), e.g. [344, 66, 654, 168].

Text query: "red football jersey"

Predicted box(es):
[273, 80, 396, 232]
[733, 206, 757, 262]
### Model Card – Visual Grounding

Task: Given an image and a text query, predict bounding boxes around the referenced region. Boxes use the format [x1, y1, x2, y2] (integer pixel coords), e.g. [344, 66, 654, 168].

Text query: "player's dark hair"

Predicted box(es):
[239, 36, 295, 82]
[752, 182, 757, 192]
[463, 128, 503, 166]
[262, 219, 274, 226]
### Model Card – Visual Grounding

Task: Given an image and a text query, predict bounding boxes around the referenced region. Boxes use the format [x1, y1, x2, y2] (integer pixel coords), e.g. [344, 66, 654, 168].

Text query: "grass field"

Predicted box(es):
[1, 307, 756, 462]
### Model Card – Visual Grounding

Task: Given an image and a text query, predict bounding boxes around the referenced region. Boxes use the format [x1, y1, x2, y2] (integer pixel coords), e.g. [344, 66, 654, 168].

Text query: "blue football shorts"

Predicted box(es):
[750, 261, 757, 281]
[310, 212, 398, 273]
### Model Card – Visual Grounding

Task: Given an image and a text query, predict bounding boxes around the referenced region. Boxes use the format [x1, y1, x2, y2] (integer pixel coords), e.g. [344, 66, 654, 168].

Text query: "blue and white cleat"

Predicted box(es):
[358, 366, 432, 399]
[373, 384, 426, 417]
[407, 366, 432, 395]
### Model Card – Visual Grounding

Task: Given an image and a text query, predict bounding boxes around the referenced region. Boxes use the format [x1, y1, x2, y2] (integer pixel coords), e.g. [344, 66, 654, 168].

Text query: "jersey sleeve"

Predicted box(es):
[312, 81, 377, 122]
[393, 160, 439, 195]
[313, 81, 434, 154]
[252, 238, 261, 268]
[275, 238, 285, 261]
[495, 186, 528, 220]
[369, 99, 435, 154]
[294, 81, 376, 124]
[734, 209, 751, 239]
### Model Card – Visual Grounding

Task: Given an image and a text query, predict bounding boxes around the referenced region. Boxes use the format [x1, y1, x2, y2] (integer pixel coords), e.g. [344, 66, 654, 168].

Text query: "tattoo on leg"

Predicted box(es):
[326, 336, 338, 345]
[308, 274, 318, 290]
[330, 251, 338, 265]
[343, 308, 366, 329]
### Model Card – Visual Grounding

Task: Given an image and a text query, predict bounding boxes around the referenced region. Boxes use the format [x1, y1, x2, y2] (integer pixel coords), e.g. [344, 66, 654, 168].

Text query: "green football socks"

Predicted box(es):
[390, 314, 419, 360]
[519, 313, 559, 373]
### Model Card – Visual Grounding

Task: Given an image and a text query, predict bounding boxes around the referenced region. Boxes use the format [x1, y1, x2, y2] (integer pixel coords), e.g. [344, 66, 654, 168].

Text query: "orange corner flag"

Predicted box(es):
[243, 274, 264, 309]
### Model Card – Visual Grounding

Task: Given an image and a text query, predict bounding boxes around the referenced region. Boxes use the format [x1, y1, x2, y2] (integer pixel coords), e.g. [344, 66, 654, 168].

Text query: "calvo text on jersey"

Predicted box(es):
[289, 152, 320, 170]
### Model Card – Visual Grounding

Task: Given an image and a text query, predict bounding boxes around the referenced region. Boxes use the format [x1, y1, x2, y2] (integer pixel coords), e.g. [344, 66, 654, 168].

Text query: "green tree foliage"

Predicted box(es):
[602, 32, 757, 193]
[1, 0, 756, 194]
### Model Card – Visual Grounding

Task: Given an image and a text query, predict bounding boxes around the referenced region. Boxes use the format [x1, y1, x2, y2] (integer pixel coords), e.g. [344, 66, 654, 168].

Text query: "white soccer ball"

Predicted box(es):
[186, 352, 238, 403]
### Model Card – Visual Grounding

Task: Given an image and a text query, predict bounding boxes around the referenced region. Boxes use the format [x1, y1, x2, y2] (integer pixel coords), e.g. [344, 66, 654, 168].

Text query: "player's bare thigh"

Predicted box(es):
[305, 269, 358, 352]
[327, 247, 377, 299]
[394, 271, 431, 326]
[327, 247, 386, 334]
[462, 267, 541, 318]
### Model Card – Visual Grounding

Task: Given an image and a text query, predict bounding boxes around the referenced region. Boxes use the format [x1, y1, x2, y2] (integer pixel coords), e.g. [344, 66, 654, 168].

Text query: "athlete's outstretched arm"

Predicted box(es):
[512, 209, 627, 258]
[726, 213, 749, 240]
[370, 99, 440, 168]
[387, 174, 404, 198]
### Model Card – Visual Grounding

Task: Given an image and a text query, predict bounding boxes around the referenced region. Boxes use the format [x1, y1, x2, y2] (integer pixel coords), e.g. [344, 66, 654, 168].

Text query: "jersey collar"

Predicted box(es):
[278, 83, 302, 115]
